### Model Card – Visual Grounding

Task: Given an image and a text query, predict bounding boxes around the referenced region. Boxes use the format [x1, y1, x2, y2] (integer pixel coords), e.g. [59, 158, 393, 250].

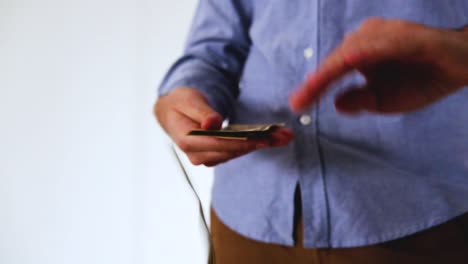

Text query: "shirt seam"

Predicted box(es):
[314, 0, 332, 248]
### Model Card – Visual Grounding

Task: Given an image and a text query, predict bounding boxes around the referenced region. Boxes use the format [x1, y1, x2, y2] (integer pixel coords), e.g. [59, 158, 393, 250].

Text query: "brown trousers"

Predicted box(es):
[211, 186, 468, 264]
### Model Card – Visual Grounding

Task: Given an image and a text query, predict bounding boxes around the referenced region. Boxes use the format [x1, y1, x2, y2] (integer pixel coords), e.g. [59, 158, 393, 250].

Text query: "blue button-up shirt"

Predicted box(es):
[159, 0, 468, 248]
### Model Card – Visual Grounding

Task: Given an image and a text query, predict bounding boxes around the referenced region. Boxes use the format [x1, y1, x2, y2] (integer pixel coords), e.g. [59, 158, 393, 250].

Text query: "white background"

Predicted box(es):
[0, 1, 214, 263]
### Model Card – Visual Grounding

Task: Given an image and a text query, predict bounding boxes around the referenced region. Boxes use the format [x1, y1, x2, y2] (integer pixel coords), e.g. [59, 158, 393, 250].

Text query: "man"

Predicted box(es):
[155, 1, 468, 263]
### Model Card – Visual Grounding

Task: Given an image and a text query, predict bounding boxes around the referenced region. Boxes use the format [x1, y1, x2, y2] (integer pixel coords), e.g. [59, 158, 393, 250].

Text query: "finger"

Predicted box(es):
[188, 144, 264, 166]
[180, 133, 271, 153]
[289, 31, 379, 113]
[180, 126, 296, 153]
[168, 109, 271, 153]
[277, 127, 296, 139]
[335, 82, 433, 114]
[334, 87, 378, 114]
[343, 18, 428, 66]
[268, 128, 295, 146]
[289, 21, 426, 113]
[186, 129, 296, 167]
[289, 46, 353, 113]
[187, 151, 244, 167]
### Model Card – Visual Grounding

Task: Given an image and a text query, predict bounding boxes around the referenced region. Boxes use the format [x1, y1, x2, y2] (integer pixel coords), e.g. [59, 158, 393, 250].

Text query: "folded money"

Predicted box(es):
[188, 123, 285, 140]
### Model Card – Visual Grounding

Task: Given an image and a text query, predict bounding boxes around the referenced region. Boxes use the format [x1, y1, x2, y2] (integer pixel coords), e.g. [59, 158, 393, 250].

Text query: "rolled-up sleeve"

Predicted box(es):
[158, 0, 252, 117]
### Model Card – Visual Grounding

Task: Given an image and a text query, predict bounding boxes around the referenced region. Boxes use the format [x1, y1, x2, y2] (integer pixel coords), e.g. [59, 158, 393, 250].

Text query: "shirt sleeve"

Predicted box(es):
[158, 0, 252, 117]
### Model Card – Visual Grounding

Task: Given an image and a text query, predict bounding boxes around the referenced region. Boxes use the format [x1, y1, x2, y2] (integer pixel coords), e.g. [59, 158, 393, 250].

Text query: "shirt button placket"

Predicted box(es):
[303, 45, 316, 127]
[299, 40, 330, 247]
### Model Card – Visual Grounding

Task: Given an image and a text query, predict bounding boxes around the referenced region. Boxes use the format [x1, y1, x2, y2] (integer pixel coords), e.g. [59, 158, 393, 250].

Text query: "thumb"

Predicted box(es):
[176, 89, 223, 130]
[201, 113, 223, 130]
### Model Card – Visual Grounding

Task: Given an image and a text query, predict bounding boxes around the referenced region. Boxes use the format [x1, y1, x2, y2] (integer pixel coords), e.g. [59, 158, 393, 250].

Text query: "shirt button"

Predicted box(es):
[303, 47, 314, 60]
[299, 114, 312, 126]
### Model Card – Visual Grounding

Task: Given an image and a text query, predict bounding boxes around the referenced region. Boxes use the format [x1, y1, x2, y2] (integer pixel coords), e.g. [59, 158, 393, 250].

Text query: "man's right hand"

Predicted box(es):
[155, 87, 295, 167]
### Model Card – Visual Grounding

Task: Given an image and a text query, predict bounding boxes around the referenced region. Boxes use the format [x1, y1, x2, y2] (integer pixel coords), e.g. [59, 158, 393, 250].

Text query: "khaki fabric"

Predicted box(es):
[211, 205, 468, 264]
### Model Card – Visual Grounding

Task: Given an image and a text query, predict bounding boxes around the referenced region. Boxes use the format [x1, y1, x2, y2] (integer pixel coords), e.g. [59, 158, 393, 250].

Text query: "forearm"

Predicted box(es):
[158, 0, 252, 117]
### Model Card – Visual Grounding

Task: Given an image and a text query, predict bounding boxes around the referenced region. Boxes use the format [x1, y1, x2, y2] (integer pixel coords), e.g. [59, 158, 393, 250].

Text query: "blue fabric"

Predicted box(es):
[159, 0, 468, 248]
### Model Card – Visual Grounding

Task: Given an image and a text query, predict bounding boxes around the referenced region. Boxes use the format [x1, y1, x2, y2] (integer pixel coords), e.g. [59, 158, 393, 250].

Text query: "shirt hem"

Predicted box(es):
[314, 208, 468, 249]
[212, 202, 468, 249]
[211, 201, 295, 247]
